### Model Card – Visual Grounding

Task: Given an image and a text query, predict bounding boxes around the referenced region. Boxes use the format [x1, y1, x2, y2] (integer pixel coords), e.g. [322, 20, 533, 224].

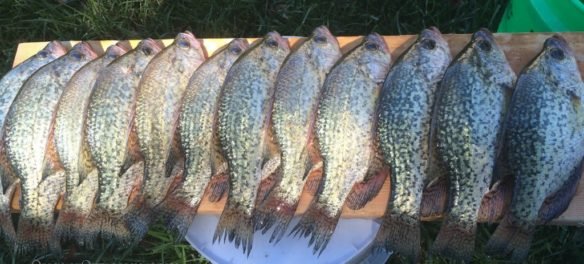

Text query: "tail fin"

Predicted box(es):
[123, 201, 155, 245]
[213, 203, 254, 256]
[0, 181, 18, 251]
[430, 217, 476, 262]
[81, 208, 133, 248]
[54, 203, 87, 243]
[15, 217, 60, 256]
[371, 214, 420, 262]
[254, 189, 299, 243]
[290, 203, 341, 256]
[158, 194, 198, 241]
[485, 215, 533, 262]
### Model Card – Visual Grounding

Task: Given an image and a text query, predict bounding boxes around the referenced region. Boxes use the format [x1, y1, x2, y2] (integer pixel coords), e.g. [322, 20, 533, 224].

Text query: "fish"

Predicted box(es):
[84, 39, 162, 246]
[53, 42, 128, 243]
[132, 31, 206, 239]
[372, 27, 451, 261]
[485, 35, 584, 262]
[430, 29, 516, 262]
[161, 38, 249, 239]
[291, 33, 391, 255]
[254, 26, 342, 243]
[0, 40, 67, 249]
[214, 32, 290, 256]
[3, 42, 98, 255]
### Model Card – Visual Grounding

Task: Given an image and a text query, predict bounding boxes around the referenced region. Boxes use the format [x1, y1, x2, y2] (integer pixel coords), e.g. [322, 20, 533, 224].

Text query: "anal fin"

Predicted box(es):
[420, 176, 449, 220]
[345, 167, 388, 210]
[538, 158, 584, 223]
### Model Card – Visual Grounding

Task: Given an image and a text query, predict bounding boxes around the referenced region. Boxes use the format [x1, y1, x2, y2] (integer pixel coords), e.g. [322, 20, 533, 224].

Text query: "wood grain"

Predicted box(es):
[9, 33, 584, 225]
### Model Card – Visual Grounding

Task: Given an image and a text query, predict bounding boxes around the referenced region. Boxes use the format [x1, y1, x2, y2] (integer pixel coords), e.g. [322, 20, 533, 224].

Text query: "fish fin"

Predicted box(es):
[485, 214, 533, 262]
[16, 171, 65, 255]
[477, 177, 514, 223]
[212, 202, 254, 256]
[253, 188, 298, 243]
[54, 169, 98, 242]
[207, 172, 228, 202]
[83, 208, 133, 248]
[303, 161, 323, 196]
[345, 167, 388, 210]
[420, 176, 448, 220]
[430, 217, 476, 263]
[290, 202, 341, 255]
[371, 214, 420, 262]
[538, 158, 583, 223]
[159, 193, 198, 242]
[255, 156, 282, 205]
[0, 180, 18, 251]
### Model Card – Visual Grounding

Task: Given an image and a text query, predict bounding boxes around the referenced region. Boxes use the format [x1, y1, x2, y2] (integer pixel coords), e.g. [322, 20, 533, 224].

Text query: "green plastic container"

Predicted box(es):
[498, 0, 584, 32]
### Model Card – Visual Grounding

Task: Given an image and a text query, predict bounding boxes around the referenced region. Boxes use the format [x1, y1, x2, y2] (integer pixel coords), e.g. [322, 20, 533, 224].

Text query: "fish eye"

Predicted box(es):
[550, 48, 565, 60]
[229, 46, 242, 54]
[314, 35, 328, 43]
[37, 51, 48, 58]
[142, 46, 153, 55]
[421, 39, 436, 50]
[70, 51, 84, 60]
[477, 39, 492, 52]
[365, 42, 379, 51]
[266, 38, 279, 48]
[178, 39, 191, 49]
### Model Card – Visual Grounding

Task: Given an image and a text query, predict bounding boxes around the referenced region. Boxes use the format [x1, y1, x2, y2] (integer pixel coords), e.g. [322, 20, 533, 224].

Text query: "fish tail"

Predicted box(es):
[485, 215, 533, 262]
[54, 204, 86, 243]
[371, 214, 420, 262]
[212, 203, 254, 256]
[290, 202, 340, 256]
[15, 217, 61, 256]
[82, 208, 133, 248]
[253, 190, 298, 244]
[430, 217, 476, 262]
[159, 194, 198, 241]
[123, 204, 154, 244]
[0, 204, 16, 252]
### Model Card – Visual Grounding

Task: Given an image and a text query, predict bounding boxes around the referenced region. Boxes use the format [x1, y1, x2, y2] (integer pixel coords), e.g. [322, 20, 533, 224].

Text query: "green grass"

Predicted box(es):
[0, 0, 583, 263]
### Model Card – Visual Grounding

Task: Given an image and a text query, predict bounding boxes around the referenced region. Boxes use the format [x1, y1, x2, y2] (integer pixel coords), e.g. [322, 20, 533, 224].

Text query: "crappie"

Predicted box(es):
[373, 27, 451, 261]
[430, 29, 516, 262]
[254, 26, 342, 243]
[162, 38, 249, 239]
[214, 32, 290, 255]
[53, 42, 128, 242]
[291, 33, 391, 255]
[485, 35, 584, 262]
[85, 39, 162, 245]
[4, 42, 97, 254]
[0, 40, 66, 248]
[133, 31, 206, 239]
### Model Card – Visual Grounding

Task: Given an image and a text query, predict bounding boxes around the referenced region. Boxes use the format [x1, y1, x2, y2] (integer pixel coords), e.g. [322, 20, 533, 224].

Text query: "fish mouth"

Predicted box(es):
[544, 34, 574, 57]
[365, 33, 389, 52]
[178, 31, 202, 49]
[106, 42, 128, 56]
[420, 26, 445, 41]
[71, 41, 98, 59]
[45, 41, 68, 57]
[472, 28, 495, 43]
[313, 25, 339, 47]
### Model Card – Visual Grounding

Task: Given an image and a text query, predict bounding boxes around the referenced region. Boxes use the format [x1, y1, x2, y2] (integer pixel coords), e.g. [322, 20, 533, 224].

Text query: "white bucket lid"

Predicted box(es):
[186, 214, 391, 263]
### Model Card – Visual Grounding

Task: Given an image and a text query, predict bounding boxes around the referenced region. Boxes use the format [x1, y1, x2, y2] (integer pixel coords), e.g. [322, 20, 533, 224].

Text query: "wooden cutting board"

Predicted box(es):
[10, 33, 584, 225]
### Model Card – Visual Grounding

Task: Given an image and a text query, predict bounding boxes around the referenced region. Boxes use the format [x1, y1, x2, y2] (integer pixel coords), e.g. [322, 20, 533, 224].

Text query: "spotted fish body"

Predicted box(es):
[486, 35, 584, 262]
[4, 42, 98, 254]
[0, 41, 67, 248]
[254, 26, 342, 243]
[430, 29, 516, 262]
[53, 43, 128, 242]
[162, 38, 249, 239]
[214, 32, 290, 255]
[291, 33, 391, 255]
[372, 27, 451, 261]
[84, 39, 162, 245]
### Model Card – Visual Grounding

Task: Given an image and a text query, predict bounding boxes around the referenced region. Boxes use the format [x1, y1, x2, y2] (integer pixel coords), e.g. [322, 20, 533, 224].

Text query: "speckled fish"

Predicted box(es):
[214, 32, 290, 255]
[4, 42, 97, 254]
[430, 29, 516, 262]
[0, 41, 67, 248]
[132, 31, 206, 239]
[254, 26, 342, 243]
[485, 35, 584, 262]
[291, 33, 391, 255]
[372, 27, 451, 261]
[84, 39, 162, 246]
[161, 38, 249, 239]
[53, 43, 128, 242]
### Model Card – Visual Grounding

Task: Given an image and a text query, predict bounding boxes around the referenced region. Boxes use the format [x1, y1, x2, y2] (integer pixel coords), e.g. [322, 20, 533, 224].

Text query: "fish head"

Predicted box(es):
[104, 42, 128, 59]
[406, 27, 452, 81]
[175, 31, 207, 64]
[464, 28, 516, 89]
[222, 38, 250, 66]
[38, 40, 67, 60]
[307, 25, 342, 73]
[136, 38, 163, 58]
[259, 31, 291, 69]
[538, 35, 584, 99]
[357, 33, 392, 83]
[67, 41, 98, 62]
